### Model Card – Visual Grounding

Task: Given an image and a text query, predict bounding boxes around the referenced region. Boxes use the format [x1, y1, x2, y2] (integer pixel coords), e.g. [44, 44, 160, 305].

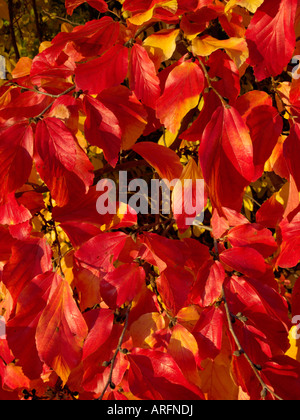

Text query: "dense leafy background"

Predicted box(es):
[1, 0, 300, 400]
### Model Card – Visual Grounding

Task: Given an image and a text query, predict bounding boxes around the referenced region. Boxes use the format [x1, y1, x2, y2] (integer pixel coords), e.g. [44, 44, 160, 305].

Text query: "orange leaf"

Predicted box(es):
[192, 35, 248, 68]
[36, 279, 88, 384]
[143, 29, 180, 71]
[168, 324, 201, 386]
[156, 60, 204, 134]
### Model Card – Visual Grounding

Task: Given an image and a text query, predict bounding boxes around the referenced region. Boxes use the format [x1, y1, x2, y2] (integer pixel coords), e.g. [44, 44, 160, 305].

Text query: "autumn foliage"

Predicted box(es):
[1, 0, 300, 401]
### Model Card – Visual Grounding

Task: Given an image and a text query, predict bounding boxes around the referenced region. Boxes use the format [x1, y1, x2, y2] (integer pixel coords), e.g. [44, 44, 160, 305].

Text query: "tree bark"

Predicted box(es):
[8, 0, 20, 60]
[32, 0, 43, 42]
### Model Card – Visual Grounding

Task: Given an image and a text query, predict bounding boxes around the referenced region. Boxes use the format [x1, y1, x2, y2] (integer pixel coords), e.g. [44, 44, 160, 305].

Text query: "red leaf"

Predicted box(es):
[199, 105, 254, 212]
[140, 232, 187, 272]
[190, 260, 225, 308]
[262, 356, 300, 400]
[129, 44, 161, 108]
[247, 105, 283, 181]
[3, 237, 52, 303]
[59, 222, 100, 248]
[256, 193, 285, 229]
[292, 277, 300, 318]
[156, 60, 204, 134]
[246, 0, 297, 81]
[36, 279, 88, 385]
[226, 275, 290, 353]
[82, 309, 114, 360]
[127, 348, 204, 400]
[0, 193, 32, 226]
[181, 90, 220, 143]
[284, 124, 300, 192]
[156, 267, 194, 315]
[85, 352, 129, 396]
[74, 232, 128, 277]
[220, 247, 267, 278]
[101, 263, 145, 309]
[228, 223, 278, 258]
[49, 17, 120, 58]
[0, 226, 15, 262]
[0, 123, 33, 198]
[132, 142, 183, 181]
[66, 0, 108, 15]
[193, 306, 224, 362]
[83, 95, 122, 168]
[35, 117, 94, 207]
[48, 95, 79, 135]
[1, 364, 30, 392]
[171, 158, 205, 232]
[277, 211, 300, 268]
[8, 220, 32, 241]
[75, 45, 128, 94]
[207, 50, 240, 103]
[52, 186, 113, 227]
[0, 91, 52, 121]
[230, 322, 273, 365]
[98, 86, 148, 151]
[6, 271, 61, 379]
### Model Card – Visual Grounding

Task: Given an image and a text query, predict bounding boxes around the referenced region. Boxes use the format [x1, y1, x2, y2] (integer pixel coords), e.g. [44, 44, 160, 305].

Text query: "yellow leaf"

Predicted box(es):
[243, 186, 254, 220]
[158, 129, 178, 148]
[168, 324, 202, 386]
[128, 0, 177, 26]
[176, 305, 201, 332]
[192, 35, 249, 68]
[143, 29, 180, 71]
[128, 7, 156, 26]
[39, 41, 52, 54]
[61, 22, 74, 33]
[199, 337, 239, 400]
[225, 0, 264, 14]
[178, 227, 192, 239]
[60, 251, 75, 286]
[286, 326, 300, 363]
[129, 313, 166, 348]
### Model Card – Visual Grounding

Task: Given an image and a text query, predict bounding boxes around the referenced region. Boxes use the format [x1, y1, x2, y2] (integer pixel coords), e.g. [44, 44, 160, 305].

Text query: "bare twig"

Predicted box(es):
[213, 238, 283, 401]
[222, 286, 283, 401]
[98, 304, 132, 400]
[31, 85, 76, 121]
[53, 222, 65, 278]
[10, 83, 76, 99]
[197, 57, 227, 106]
[8, 0, 20, 60]
[42, 9, 78, 27]
[32, 0, 42, 42]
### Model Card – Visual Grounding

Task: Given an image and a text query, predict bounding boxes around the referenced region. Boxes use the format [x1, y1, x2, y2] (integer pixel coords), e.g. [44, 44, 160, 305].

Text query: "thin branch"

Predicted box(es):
[42, 9, 78, 27]
[222, 285, 283, 401]
[53, 220, 65, 278]
[10, 83, 76, 99]
[32, 0, 42, 42]
[32, 85, 76, 121]
[214, 238, 283, 400]
[134, 216, 174, 234]
[98, 304, 132, 400]
[244, 193, 262, 208]
[8, 0, 20, 60]
[197, 57, 227, 107]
